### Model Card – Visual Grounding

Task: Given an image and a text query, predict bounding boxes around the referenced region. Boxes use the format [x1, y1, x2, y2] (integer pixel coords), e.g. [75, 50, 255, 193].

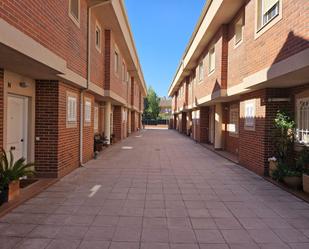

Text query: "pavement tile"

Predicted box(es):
[77, 240, 110, 249]
[195, 229, 225, 244]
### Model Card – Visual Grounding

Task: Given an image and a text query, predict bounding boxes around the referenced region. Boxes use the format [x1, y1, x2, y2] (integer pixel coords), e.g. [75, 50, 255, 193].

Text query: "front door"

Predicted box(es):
[7, 95, 28, 161]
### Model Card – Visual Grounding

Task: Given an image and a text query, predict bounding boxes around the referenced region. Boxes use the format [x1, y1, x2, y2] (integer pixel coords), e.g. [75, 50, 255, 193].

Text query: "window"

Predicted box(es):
[95, 24, 101, 52]
[67, 95, 77, 123]
[122, 63, 126, 82]
[229, 105, 239, 135]
[208, 46, 215, 74]
[126, 71, 129, 83]
[235, 16, 244, 46]
[69, 0, 80, 25]
[257, 0, 280, 30]
[114, 51, 119, 73]
[296, 97, 309, 144]
[94, 106, 99, 132]
[84, 99, 91, 123]
[198, 61, 204, 82]
[244, 101, 255, 128]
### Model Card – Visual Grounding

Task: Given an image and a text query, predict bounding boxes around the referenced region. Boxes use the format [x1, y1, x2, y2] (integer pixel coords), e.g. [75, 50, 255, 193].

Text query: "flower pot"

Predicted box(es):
[283, 176, 302, 189]
[8, 180, 20, 201]
[303, 174, 309, 194]
[0, 188, 8, 205]
[269, 161, 278, 177]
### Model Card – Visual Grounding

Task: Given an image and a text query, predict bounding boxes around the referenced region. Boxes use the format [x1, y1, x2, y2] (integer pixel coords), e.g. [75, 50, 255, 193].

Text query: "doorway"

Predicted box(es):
[6, 94, 29, 161]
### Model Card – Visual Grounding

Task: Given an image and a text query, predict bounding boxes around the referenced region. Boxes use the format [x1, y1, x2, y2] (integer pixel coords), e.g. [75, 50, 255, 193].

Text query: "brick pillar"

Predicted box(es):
[200, 107, 209, 143]
[113, 106, 122, 142]
[181, 112, 187, 134]
[131, 111, 136, 132]
[35, 80, 59, 178]
[173, 114, 177, 129]
[0, 69, 4, 149]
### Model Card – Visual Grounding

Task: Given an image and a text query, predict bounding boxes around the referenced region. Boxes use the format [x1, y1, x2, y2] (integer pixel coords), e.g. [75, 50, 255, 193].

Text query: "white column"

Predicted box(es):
[104, 101, 112, 145]
[214, 103, 223, 149]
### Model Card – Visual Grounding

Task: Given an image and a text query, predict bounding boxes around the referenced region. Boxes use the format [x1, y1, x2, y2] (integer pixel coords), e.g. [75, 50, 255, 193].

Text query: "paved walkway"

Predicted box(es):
[1, 129, 309, 249]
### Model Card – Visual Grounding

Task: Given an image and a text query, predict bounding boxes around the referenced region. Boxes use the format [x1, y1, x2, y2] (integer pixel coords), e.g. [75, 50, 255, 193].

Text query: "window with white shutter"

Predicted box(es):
[244, 100, 255, 129]
[66, 92, 77, 128]
[94, 106, 99, 132]
[84, 99, 91, 124]
[296, 97, 309, 145]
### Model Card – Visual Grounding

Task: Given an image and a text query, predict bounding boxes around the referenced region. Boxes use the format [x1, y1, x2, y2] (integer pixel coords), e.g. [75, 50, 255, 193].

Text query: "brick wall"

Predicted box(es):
[228, 0, 309, 88]
[58, 83, 81, 176]
[193, 26, 226, 101]
[104, 30, 111, 90]
[90, 12, 105, 89]
[0, 69, 4, 148]
[0, 0, 88, 78]
[82, 93, 94, 163]
[35, 80, 60, 178]
[239, 89, 267, 175]
[35, 80, 82, 178]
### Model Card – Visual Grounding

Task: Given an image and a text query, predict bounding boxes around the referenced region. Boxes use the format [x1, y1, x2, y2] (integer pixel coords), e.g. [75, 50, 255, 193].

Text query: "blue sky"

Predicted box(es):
[125, 0, 206, 97]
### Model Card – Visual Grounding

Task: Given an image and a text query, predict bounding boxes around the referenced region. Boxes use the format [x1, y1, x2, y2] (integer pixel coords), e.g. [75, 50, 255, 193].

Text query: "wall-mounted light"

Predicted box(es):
[19, 81, 30, 88]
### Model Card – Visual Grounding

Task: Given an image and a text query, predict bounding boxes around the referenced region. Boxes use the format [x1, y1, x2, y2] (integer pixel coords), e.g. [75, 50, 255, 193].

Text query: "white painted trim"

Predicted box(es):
[0, 19, 66, 74]
[227, 48, 309, 97]
[58, 69, 87, 88]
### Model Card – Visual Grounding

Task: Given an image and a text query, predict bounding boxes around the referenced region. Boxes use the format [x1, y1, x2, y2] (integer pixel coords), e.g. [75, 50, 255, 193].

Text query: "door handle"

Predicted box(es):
[10, 146, 16, 151]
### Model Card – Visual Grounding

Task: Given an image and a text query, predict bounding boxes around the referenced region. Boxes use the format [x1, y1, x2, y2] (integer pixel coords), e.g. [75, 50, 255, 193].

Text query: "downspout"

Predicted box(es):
[80, 0, 110, 166]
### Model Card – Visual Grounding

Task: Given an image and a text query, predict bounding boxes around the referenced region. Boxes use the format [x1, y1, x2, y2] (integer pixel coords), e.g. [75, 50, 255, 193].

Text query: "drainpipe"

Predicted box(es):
[80, 0, 110, 166]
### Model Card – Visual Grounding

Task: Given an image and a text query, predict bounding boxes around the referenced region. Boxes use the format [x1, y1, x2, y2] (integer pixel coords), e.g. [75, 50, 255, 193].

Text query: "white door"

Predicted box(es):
[7, 95, 28, 161]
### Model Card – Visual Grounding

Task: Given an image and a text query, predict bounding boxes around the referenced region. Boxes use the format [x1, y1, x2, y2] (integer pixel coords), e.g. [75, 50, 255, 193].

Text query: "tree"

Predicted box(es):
[144, 86, 160, 120]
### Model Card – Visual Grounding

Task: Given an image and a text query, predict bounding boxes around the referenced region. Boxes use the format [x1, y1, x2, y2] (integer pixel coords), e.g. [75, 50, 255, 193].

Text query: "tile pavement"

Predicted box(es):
[0, 129, 308, 249]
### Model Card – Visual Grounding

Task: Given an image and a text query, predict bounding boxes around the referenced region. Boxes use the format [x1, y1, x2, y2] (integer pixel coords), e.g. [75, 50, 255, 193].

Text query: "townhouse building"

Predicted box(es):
[169, 0, 309, 176]
[0, 0, 146, 178]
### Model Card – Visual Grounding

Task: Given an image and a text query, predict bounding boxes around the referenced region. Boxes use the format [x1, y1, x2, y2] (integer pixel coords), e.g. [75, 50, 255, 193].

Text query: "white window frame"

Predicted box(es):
[95, 22, 101, 53]
[94, 105, 99, 132]
[208, 46, 215, 75]
[234, 15, 244, 47]
[66, 92, 77, 128]
[198, 60, 204, 82]
[114, 51, 119, 74]
[229, 105, 239, 136]
[244, 100, 255, 130]
[255, 0, 282, 38]
[126, 71, 129, 83]
[69, 0, 80, 27]
[296, 97, 309, 145]
[84, 99, 92, 125]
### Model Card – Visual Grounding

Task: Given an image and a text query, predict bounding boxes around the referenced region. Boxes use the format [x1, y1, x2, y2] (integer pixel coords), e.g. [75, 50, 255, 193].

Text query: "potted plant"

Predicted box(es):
[296, 147, 309, 193]
[268, 157, 278, 177]
[270, 110, 303, 189]
[0, 149, 34, 204]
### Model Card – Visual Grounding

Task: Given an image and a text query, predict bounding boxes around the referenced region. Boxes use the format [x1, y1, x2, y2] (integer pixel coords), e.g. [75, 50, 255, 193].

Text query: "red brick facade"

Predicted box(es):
[170, 0, 309, 176]
[0, 1, 146, 179]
